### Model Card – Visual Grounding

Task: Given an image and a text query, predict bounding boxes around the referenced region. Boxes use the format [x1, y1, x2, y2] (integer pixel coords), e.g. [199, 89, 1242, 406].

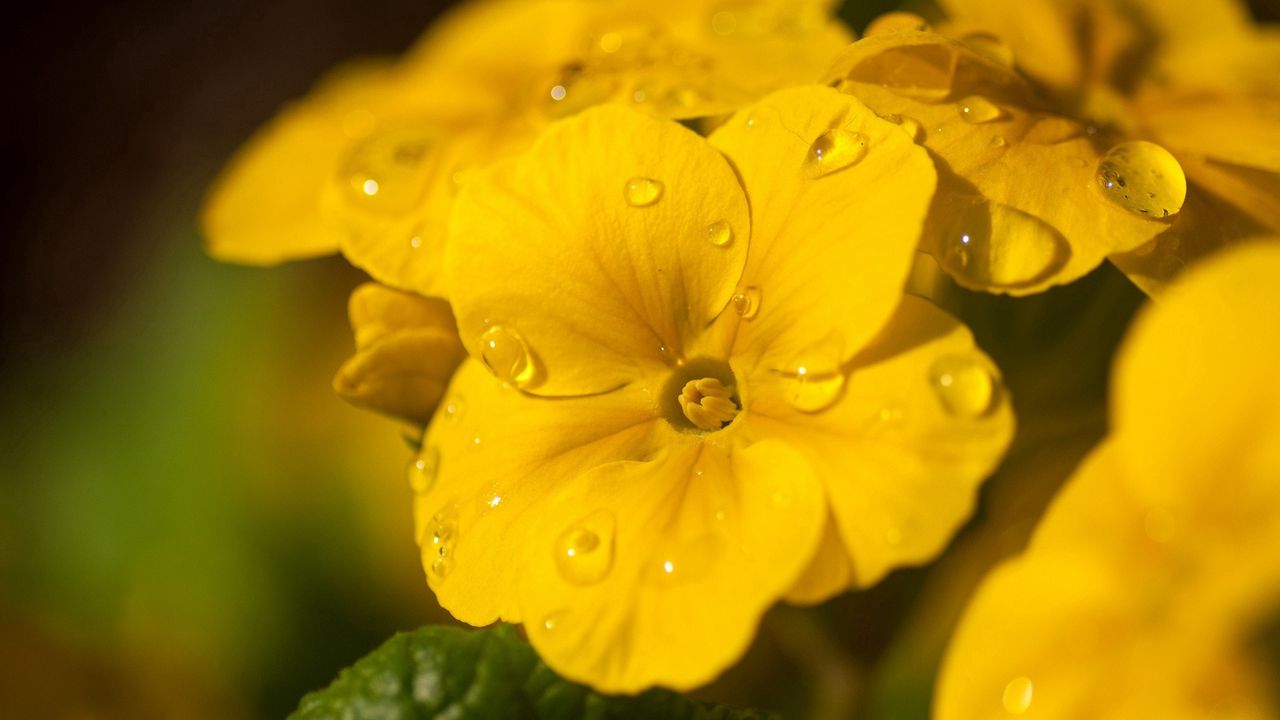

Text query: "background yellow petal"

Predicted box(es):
[707, 86, 936, 371]
[936, 0, 1082, 88]
[447, 105, 750, 396]
[1112, 241, 1280, 518]
[520, 439, 826, 692]
[746, 295, 1014, 591]
[332, 283, 464, 424]
[199, 61, 396, 265]
[413, 361, 661, 626]
[1138, 93, 1280, 172]
[827, 34, 1168, 295]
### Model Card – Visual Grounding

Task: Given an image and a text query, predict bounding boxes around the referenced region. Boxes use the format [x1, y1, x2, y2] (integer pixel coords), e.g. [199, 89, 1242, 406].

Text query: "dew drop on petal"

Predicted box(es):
[990, 135, 1007, 148]
[929, 353, 998, 418]
[478, 325, 536, 388]
[442, 395, 464, 422]
[341, 127, 436, 213]
[706, 219, 733, 247]
[1002, 676, 1033, 715]
[553, 510, 616, 586]
[939, 201, 1069, 289]
[731, 286, 761, 319]
[864, 11, 932, 35]
[426, 512, 458, 580]
[648, 535, 719, 586]
[804, 129, 869, 178]
[958, 95, 1003, 124]
[541, 610, 568, 633]
[408, 445, 440, 493]
[781, 345, 846, 412]
[1096, 141, 1186, 218]
[624, 176, 663, 206]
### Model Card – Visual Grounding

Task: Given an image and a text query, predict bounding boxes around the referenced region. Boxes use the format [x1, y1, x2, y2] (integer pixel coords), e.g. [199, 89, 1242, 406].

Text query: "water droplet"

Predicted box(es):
[958, 96, 1002, 124]
[706, 220, 733, 247]
[624, 177, 663, 206]
[486, 494, 503, 509]
[442, 395, 464, 422]
[553, 510, 616, 586]
[864, 11, 931, 35]
[1002, 676, 1033, 715]
[938, 201, 1070, 289]
[340, 127, 436, 213]
[648, 535, 719, 585]
[731, 286, 761, 319]
[780, 343, 846, 412]
[990, 135, 1007, 148]
[805, 129, 869, 178]
[408, 234, 423, 249]
[426, 512, 458, 580]
[598, 31, 622, 53]
[1096, 141, 1186, 218]
[541, 611, 568, 632]
[711, 11, 737, 35]
[929, 354, 998, 418]
[408, 445, 440, 493]
[478, 325, 536, 388]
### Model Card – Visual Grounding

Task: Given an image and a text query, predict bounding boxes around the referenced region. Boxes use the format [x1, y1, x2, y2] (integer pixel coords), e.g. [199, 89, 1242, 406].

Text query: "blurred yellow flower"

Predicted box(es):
[200, 0, 852, 297]
[333, 283, 466, 425]
[936, 241, 1280, 718]
[408, 87, 1014, 692]
[828, 0, 1280, 295]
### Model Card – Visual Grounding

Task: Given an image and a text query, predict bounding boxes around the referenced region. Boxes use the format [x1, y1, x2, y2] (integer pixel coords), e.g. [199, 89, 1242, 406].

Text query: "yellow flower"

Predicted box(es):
[827, 1, 1280, 295]
[407, 86, 1014, 692]
[200, 0, 852, 297]
[333, 283, 466, 425]
[936, 241, 1280, 718]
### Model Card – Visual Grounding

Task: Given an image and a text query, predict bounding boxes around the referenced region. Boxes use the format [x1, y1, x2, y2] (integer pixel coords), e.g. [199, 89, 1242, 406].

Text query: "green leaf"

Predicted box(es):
[291, 624, 779, 720]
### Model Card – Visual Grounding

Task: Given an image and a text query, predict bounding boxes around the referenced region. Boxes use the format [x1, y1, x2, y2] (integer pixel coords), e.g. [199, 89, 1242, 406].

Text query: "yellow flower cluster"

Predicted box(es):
[203, 0, 1280, 704]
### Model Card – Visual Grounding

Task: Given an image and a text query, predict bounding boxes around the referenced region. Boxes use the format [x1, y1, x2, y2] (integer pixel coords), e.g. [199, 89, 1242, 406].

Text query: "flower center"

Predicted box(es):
[678, 377, 740, 431]
[660, 358, 741, 433]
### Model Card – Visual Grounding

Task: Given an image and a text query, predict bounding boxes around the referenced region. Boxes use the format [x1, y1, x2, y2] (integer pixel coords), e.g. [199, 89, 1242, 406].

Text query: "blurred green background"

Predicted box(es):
[3, 1, 1277, 718]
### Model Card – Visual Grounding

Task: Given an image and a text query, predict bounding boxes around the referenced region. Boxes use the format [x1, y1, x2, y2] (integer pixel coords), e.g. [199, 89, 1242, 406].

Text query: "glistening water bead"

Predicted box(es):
[1096, 141, 1186, 218]
[958, 95, 1002, 124]
[929, 354, 997, 418]
[478, 325, 536, 388]
[624, 176, 663, 206]
[553, 510, 616, 586]
[706, 220, 733, 247]
[408, 445, 440, 493]
[804, 129, 869, 178]
[1002, 676, 1033, 715]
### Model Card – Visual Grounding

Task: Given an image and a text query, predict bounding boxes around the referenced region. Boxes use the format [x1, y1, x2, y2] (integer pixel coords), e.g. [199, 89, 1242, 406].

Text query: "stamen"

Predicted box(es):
[678, 377, 740, 431]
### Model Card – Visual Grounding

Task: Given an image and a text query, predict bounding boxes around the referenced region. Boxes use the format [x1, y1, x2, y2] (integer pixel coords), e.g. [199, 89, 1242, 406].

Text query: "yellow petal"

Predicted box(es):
[333, 284, 464, 423]
[826, 33, 1168, 295]
[1138, 93, 1280, 172]
[746, 295, 1015, 591]
[446, 105, 750, 395]
[783, 513, 855, 605]
[413, 361, 661, 626]
[706, 86, 936, 370]
[936, 0, 1082, 88]
[1112, 241, 1280, 512]
[520, 439, 825, 692]
[200, 61, 397, 265]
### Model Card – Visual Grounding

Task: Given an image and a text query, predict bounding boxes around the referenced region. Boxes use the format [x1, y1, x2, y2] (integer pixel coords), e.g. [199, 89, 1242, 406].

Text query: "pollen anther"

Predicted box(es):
[678, 377, 740, 431]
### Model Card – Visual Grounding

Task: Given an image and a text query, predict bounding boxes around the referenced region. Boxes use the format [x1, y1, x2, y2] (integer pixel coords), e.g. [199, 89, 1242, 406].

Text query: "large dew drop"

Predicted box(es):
[804, 129, 870, 178]
[340, 126, 436, 214]
[706, 220, 733, 247]
[1002, 676, 1033, 715]
[1096, 141, 1186, 218]
[624, 177, 663, 206]
[553, 510, 616, 586]
[929, 354, 998, 418]
[958, 95, 1003, 124]
[478, 325, 536, 388]
[781, 345, 846, 412]
[939, 201, 1069, 290]
[731, 286, 761, 319]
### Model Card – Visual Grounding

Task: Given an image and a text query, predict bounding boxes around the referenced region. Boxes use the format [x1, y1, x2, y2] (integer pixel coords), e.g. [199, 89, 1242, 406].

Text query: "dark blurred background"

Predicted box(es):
[2, 1, 1277, 718]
